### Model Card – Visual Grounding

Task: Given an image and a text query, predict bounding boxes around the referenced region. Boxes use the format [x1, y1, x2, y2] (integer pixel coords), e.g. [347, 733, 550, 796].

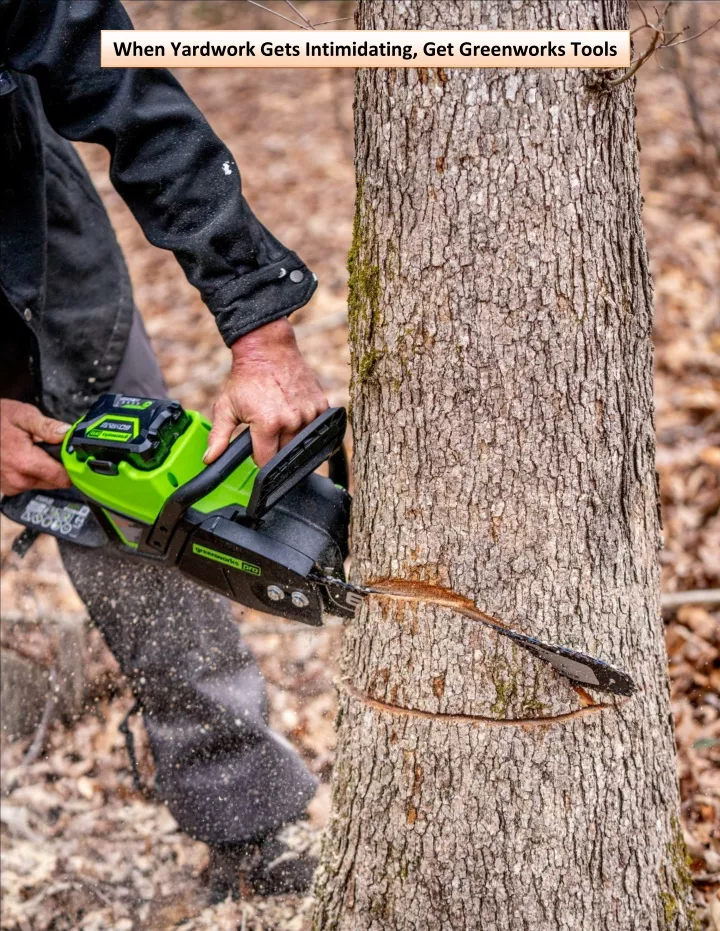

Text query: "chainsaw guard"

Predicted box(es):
[178, 516, 324, 626]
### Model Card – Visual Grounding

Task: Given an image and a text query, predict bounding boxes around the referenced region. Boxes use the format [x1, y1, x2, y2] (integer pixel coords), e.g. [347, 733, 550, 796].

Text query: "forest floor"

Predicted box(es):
[1, 2, 718, 929]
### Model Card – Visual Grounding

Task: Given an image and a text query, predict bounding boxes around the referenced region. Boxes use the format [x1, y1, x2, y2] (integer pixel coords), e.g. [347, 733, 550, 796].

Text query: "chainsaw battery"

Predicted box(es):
[68, 394, 190, 473]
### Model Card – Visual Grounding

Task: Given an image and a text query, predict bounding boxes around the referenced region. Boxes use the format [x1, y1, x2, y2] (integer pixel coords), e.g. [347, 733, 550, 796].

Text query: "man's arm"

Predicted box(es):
[1, 0, 327, 465]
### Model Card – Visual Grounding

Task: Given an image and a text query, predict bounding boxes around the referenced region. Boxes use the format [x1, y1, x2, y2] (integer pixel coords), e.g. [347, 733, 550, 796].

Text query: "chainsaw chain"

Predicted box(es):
[310, 572, 637, 698]
[309, 572, 376, 597]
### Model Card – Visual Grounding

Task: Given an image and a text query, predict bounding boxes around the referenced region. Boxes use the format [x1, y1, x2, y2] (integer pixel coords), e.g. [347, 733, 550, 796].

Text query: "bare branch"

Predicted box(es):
[627, 27, 685, 65]
[311, 17, 355, 27]
[661, 589, 720, 610]
[245, 0, 311, 29]
[606, 1, 672, 88]
[609, 1, 719, 90]
[285, 0, 315, 29]
[661, 30, 687, 46]
[662, 18, 720, 50]
[606, 22, 663, 87]
[635, 0, 650, 30]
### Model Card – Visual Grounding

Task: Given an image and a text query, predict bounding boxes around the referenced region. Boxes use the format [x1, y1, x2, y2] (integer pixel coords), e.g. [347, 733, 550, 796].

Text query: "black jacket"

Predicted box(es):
[0, 0, 317, 420]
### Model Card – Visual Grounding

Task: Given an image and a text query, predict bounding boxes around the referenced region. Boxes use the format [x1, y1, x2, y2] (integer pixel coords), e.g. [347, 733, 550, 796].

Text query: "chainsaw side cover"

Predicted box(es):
[179, 516, 324, 625]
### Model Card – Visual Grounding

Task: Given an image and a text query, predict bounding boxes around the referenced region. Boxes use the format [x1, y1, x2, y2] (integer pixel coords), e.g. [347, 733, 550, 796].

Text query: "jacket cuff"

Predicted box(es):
[207, 252, 318, 347]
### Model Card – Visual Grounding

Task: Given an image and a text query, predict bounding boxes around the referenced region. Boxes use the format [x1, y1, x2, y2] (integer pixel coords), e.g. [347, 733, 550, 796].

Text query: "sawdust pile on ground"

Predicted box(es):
[1, 2, 718, 929]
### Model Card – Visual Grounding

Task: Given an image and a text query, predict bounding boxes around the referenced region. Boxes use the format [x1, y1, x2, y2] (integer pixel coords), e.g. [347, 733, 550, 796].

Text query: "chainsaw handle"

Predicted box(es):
[245, 407, 347, 520]
[38, 442, 63, 463]
[139, 428, 254, 557]
[141, 408, 347, 556]
[175, 429, 254, 508]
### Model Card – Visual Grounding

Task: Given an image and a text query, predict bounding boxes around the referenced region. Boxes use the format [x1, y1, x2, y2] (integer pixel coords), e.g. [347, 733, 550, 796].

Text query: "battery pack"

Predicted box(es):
[69, 394, 190, 473]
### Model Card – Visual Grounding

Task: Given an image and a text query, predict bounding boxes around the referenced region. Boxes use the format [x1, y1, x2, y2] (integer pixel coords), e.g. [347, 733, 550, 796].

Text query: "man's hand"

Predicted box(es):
[205, 318, 328, 468]
[0, 400, 72, 496]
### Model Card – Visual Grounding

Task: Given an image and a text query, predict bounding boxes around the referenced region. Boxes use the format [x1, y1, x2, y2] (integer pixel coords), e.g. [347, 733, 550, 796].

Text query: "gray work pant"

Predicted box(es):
[59, 312, 317, 844]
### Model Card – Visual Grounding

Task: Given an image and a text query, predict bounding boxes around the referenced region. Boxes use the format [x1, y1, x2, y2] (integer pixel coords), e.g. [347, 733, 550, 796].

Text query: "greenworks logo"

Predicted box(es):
[87, 414, 138, 443]
[192, 543, 261, 576]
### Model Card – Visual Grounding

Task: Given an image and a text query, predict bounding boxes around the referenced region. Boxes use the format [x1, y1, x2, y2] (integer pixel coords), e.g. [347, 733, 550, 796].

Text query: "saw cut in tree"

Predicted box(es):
[313, 1, 697, 930]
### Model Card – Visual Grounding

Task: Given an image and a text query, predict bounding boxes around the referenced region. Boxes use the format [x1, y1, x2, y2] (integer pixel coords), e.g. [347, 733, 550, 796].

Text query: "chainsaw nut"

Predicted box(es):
[267, 585, 285, 602]
[291, 591, 310, 608]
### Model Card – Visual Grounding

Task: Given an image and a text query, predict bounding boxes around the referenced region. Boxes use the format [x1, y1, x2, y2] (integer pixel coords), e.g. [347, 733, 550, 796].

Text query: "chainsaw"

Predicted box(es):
[1, 393, 637, 698]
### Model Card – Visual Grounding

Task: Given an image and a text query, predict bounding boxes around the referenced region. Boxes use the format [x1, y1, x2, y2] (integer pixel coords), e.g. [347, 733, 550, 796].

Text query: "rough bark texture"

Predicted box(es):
[314, 2, 695, 930]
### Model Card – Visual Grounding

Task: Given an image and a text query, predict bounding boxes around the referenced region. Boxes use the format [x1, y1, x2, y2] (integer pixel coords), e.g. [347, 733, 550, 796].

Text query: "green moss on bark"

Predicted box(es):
[347, 179, 381, 338]
[348, 178, 384, 387]
[657, 815, 699, 929]
[358, 347, 381, 384]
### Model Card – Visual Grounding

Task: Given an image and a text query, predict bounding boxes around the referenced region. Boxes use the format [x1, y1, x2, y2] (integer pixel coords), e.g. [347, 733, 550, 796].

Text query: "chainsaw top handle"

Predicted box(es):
[246, 407, 347, 520]
[139, 407, 347, 558]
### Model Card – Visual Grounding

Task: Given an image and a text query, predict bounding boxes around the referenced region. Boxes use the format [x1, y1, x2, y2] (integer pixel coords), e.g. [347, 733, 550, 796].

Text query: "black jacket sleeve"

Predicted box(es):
[1, 0, 317, 345]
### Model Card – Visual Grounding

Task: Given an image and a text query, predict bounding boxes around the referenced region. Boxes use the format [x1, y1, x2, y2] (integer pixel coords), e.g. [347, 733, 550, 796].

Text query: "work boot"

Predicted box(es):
[207, 833, 317, 902]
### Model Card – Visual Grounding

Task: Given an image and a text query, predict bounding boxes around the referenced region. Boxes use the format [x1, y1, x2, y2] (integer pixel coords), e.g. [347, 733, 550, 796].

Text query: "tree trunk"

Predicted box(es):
[314, 2, 694, 930]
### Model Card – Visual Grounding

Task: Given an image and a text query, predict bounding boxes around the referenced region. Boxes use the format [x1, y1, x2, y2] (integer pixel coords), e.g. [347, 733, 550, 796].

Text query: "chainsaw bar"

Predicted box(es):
[312, 573, 637, 698]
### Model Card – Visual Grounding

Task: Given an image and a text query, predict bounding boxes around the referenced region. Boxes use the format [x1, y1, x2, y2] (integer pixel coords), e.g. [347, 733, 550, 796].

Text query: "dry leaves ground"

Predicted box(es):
[1, 2, 718, 929]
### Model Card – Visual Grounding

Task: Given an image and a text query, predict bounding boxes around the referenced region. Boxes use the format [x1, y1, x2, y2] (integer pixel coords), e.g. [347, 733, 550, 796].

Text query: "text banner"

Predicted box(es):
[101, 30, 630, 69]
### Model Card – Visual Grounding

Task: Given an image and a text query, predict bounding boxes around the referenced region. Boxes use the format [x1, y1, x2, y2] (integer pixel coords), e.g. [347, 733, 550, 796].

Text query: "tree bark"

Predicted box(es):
[314, 2, 695, 930]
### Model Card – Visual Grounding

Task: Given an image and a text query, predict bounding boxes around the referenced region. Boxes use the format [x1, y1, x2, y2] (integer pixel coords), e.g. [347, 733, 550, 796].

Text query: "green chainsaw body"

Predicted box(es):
[2, 393, 356, 625]
[61, 396, 258, 536]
